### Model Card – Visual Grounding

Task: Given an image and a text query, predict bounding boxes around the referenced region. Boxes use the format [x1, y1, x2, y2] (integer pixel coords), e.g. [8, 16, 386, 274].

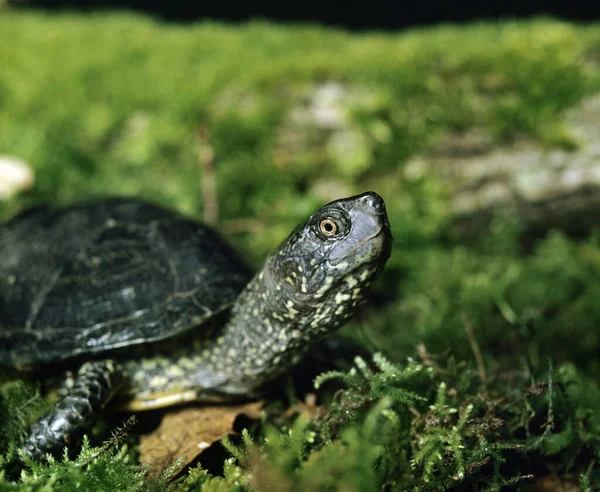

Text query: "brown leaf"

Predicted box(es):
[139, 401, 263, 477]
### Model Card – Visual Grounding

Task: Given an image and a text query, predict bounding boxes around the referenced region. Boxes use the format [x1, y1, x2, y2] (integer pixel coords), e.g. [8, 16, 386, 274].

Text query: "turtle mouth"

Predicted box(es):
[328, 222, 392, 268]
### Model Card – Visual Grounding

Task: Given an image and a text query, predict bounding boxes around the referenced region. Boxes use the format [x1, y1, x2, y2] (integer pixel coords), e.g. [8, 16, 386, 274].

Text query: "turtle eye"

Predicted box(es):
[319, 218, 338, 237]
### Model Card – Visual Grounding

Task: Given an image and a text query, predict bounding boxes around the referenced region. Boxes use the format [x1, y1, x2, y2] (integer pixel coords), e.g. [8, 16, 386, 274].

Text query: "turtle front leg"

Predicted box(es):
[22, 360, 124, 461]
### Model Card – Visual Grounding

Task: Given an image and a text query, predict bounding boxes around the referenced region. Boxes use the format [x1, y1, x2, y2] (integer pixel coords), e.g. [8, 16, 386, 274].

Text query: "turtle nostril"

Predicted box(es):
[360, 192, 385, 214]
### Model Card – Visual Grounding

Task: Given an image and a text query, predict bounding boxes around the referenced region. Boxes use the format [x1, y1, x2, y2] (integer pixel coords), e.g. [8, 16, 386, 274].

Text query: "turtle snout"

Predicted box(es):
[358, 192, 385, 213]
[356, 192, 391, 235]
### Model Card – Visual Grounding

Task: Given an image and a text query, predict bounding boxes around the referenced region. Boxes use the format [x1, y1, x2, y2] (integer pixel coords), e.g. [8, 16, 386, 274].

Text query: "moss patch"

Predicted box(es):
[0, 11, 599, 490]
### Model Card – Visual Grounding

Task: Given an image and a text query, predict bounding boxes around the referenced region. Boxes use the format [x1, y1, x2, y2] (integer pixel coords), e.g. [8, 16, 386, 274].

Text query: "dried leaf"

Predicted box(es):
[139, 401, 263, 477]
[532, 475, 580, 492]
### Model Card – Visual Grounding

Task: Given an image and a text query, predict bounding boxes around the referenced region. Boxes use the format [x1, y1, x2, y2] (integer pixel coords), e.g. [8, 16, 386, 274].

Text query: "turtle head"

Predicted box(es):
[267, 191, 392, 333]
[220, 192, 392, 389]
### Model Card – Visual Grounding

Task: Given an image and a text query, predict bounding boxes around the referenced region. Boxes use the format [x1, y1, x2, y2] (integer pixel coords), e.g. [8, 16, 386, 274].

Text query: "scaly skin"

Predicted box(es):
[116, 193, 391, 401]
[22, 361, 123, 461]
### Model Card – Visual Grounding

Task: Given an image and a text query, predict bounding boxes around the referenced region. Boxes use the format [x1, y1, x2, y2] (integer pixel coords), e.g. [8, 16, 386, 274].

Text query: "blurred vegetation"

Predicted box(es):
[1, 10, 600, 490]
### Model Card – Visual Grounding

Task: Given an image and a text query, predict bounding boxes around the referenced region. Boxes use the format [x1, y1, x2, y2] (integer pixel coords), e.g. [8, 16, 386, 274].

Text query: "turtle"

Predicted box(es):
[0, 191, 392, 461]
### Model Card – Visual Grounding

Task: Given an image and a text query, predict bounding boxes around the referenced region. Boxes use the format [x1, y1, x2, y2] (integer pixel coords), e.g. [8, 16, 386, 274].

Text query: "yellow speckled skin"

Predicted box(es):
[116, 193, 391, 408]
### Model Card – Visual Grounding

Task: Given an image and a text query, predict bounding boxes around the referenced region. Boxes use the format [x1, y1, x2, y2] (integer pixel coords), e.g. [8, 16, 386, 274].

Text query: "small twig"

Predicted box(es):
[81, 415, 137, 469]
[221, 218, 266, 235]
[197, 126, 218, 226]
[526, 360, 555, 450]
[416, 343, 444, 373]
[461, 313, 487, 391]
[408, 406, 421, 418]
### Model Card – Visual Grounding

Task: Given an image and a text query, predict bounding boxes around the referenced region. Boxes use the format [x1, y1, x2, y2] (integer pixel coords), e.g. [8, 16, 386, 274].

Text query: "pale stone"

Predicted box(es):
[0, 156, 35, 200]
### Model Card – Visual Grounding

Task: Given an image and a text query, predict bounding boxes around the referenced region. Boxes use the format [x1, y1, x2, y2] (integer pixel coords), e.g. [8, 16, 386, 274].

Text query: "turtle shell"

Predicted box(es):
[0, 199, 252, 367]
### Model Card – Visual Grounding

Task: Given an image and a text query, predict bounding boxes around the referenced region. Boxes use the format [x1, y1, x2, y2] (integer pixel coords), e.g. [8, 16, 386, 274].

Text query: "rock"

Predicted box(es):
[415, 93, 600, 236]
[0, 156, 35, 200]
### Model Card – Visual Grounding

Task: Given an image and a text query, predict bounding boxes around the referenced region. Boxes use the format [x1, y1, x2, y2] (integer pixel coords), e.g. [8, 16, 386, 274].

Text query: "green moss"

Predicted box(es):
[0, 11, 599, 490]
[1, 15, 599, 235]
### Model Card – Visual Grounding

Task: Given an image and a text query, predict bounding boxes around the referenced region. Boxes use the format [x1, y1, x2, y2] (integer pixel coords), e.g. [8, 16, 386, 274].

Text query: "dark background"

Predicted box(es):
[13, 0, 600, 29]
